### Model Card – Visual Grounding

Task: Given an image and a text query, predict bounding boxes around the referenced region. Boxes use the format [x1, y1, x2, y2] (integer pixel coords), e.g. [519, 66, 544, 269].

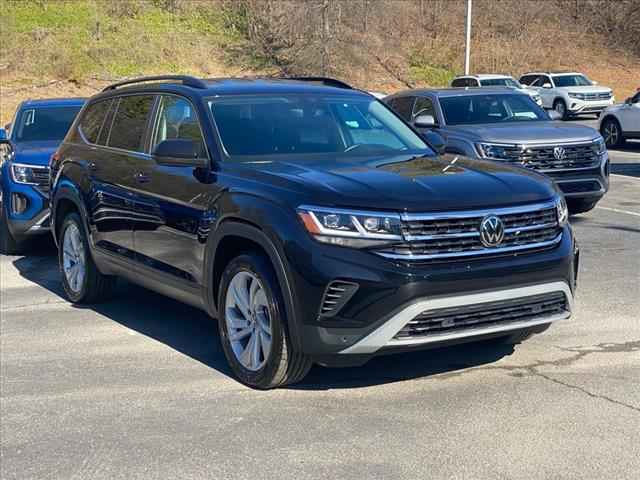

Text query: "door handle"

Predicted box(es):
[134, 172, 150, 184]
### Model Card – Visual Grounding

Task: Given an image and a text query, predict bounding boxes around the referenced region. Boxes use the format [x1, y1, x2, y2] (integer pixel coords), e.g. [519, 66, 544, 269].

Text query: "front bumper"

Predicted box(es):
[286, 224, 578, 362]
[567, 98, 614, 114]
[0, 164, 51, 239]
[546, 156, 609, 200]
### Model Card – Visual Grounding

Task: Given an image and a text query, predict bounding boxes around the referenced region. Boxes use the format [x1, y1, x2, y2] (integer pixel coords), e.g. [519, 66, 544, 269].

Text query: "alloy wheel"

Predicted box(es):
[555, 102, 566, 117]
[224, 271, 273, 371]
[603, 121, 619, 147]
[62, 223, 86, 293]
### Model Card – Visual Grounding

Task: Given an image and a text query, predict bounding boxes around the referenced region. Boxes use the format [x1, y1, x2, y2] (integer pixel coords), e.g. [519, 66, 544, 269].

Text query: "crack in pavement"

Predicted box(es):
[437, 340, 640, 413]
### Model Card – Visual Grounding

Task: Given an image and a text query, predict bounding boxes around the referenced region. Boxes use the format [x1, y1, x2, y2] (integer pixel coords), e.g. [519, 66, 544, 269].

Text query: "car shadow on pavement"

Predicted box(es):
[12, 239, 517, 390]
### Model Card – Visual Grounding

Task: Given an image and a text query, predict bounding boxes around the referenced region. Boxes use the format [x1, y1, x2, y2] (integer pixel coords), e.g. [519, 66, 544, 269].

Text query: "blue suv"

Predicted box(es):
[0, 98, 84, 253]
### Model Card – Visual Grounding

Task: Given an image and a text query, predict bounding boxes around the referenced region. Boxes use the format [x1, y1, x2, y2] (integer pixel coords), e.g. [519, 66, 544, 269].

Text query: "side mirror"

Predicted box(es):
[413, 114, 437, 129]
[0, 128, 8, 143]
[423, 131, 446, 155]
[542, 83, 552, 89]
[624, 97, 633, 105]
[152, 139, 208, 167]
[548, 110, 563, 121]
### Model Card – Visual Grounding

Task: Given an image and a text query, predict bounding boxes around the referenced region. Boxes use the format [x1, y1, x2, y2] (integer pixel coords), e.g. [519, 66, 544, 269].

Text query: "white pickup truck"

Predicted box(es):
[519, 72, 614, 120]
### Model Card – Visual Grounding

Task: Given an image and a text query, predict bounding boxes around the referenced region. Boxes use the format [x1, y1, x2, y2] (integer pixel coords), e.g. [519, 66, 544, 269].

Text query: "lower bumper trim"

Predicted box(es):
[339, 281, 573, 354]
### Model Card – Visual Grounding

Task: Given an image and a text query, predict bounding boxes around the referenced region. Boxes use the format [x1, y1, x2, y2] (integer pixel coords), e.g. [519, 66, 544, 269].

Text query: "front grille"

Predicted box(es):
[558, 180, 603, 195]
[376, 202, 561, 261]
[497, 142, 601, 171]
[581, 92, 612, 101]
[394, 291, 568, 339]
[31, 166, 50, 194]
[318, 280, 359, 317]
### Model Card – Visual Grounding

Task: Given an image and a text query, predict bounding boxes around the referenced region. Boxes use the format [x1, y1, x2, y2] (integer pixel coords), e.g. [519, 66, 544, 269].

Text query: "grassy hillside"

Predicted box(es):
[1, 0, 638, 124]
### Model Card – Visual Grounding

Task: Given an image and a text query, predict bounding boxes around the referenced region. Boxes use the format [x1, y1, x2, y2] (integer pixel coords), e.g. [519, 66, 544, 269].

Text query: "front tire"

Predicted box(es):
[0, 202, 23, 255]
[601, 117, 624, 148]
[59, 212, 116, 303]
[567, 198, 599, 215]
[218, 252, 311, 389]
[553, 99, 568, 120]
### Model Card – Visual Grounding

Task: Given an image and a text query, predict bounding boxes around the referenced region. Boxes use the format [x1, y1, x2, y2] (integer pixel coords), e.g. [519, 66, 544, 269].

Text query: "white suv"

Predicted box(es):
[519, 72, 614, 119]
[599, 89, 640, 148]
[450, 74, 543, 106]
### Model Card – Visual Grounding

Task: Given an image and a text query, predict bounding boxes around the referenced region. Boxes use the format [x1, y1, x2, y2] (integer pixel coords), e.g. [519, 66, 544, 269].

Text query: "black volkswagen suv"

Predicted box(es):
[50, 76, 578, 389]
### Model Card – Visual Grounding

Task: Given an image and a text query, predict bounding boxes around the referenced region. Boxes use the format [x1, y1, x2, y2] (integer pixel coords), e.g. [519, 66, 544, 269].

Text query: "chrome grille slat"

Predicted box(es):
[376, 202, 561, 261]
[498, 142, 601, 171]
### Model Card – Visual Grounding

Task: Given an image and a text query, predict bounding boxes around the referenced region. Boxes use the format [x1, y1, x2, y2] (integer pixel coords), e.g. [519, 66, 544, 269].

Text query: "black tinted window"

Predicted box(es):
[451, 78, 467, 87]
[519, 75, 535, 86]
[79, 100, 111, 144]
[152, 95, 205, 156]
[108, 95, 155, 152]
[387, 96, 415, 121]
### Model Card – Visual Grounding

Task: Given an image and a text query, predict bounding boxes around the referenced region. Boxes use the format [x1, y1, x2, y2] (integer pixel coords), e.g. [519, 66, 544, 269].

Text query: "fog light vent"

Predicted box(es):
[319, 280, 359, 318]
[11, 193, 28, 215]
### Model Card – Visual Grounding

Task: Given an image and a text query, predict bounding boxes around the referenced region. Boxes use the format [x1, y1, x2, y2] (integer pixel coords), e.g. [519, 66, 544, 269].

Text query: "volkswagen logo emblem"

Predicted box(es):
[553, 146, 566, 161]
[479, 215, 505, 247]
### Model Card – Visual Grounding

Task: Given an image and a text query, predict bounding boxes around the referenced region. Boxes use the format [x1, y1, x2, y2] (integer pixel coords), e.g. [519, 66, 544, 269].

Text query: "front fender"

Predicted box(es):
[204, 194, 307, 350]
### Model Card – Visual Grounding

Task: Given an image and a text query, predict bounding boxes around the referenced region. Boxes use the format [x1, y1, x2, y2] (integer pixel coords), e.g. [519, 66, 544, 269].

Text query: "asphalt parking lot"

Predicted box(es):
[1, 134, 639, 479]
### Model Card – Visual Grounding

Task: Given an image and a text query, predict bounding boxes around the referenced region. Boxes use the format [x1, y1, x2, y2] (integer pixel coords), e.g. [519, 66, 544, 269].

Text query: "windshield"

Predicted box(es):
[552, 75, 592, 87]
[440, 94, 548, 125]
[208, 94, 431, 160]
[14, 106, 82, 142]
[479, 78, 520, 88]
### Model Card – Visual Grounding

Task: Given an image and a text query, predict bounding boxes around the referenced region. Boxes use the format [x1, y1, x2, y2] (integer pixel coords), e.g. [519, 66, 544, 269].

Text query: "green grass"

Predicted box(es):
[0, 0, 247, 82]
[407, 51, 457, 87]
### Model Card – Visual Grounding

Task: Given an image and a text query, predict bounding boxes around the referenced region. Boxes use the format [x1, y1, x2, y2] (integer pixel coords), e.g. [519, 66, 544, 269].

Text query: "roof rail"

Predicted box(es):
[286, 77, 353, 89]
[102, 75, 208, 91]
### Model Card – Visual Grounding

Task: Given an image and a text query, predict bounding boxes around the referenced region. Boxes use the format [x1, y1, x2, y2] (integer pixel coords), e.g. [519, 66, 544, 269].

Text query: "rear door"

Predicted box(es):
[89, 94, 155, 258]
[131, 94, 215, 286]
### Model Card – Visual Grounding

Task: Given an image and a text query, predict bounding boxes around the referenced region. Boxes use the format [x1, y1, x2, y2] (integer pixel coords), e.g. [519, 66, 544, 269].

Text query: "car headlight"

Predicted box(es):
[592, 136, 606, 155]
[297, 205, 402, 248]
[10, 163, 40, 184]
[568, 92, 586, 100]
[476, 142, 519, 160]
[556, 196, 569, 226]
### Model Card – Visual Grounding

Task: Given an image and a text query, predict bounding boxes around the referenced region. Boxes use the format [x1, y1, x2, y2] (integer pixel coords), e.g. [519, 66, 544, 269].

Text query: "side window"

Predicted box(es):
[520, 75, 534, 86]
[540, 75, 552, 87]
[151, 95, 206, 156]
[107, 95, 155, 152]
[451, 78, 466, 87]
[78, 99, 111, 144]
[412, 97, 436, 121]
[632, 92, 640, 104]
[387, 96, 415, 122]
[469, 79, 479, 87]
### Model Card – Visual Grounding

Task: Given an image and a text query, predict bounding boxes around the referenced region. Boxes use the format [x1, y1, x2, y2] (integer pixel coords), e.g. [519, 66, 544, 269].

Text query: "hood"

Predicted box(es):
[445, 121, 599, 144]
[231, 153, 557, 212]
[12, 140, 59, 166]
[556, 85, 612, 94]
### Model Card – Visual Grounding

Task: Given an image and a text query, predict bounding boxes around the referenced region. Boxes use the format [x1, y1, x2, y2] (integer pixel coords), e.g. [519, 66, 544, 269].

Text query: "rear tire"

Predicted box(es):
[218, 252, 312, 389]
[567, 198, 599, 215]
[0, 203, 23, 255]
[59, 212, 116, 303]
[553, 99, 568, 120]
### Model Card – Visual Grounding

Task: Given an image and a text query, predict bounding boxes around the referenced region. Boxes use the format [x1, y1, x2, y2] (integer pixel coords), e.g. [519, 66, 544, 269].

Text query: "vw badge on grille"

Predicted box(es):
[479, 215, 505, 247]
[553, 146, 566, 161]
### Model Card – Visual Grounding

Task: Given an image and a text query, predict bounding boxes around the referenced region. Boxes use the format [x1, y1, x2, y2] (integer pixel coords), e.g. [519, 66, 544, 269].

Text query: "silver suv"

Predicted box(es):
[385, 88, 609, 214]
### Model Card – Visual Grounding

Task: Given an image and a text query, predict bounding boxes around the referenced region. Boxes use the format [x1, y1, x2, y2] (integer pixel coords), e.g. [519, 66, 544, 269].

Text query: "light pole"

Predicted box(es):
[464, 0, 472, 75]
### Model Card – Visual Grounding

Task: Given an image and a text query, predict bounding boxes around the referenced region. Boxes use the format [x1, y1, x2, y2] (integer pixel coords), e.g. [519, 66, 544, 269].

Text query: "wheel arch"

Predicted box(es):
[204, 218, 303, 351]
[51, 182, 90, 247]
